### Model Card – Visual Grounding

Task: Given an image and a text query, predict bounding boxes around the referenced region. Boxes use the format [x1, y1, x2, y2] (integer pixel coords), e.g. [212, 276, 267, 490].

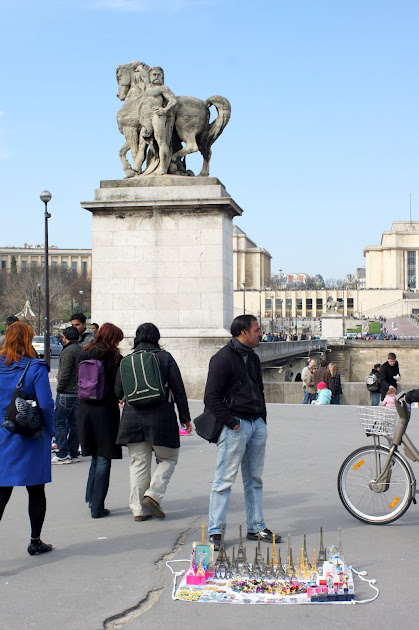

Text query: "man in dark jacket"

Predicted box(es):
[379, 352, 401, 401]
[52, 326, 82, 464]
[205, 314, 280, 550]
[70, 313, 95, 348]
[313, 360, 333, 392]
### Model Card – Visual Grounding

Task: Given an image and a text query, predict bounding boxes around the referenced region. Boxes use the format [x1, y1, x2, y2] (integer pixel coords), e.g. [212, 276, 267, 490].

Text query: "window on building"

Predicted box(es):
[316, 298, 323, 315]
[1, 261, 6, 269]
[285, 298, 292, 316]
[265, 298, 272, 316]
[72, 261, 77, 272]
[82, 261, 87, 276]
[52, 261, 57, 268]
[21, 260, 27, 270]
[408, 251, 416, 289]
[347, 297, 354, 312]
[275, 298, 283, 313]
[296, 298, 302, 312]
[306, 298, 312, 317]
[31, 260, 37, 268]
[61, 261, 67, 269]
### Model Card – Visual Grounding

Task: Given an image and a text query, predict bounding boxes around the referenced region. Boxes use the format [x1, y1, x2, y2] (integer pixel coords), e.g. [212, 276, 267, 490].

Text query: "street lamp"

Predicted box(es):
[37, 283, 41, 335]
[242, 280, 247, 314]
[79, 290, 84, 313]
[271, 292, 275, 334]
[278, 298, 283, 332]
[40, 190, 51, 365]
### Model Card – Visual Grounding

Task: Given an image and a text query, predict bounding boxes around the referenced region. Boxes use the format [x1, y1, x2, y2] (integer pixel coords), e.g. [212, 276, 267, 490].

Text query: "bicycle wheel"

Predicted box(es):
[338, 444, 413, 524]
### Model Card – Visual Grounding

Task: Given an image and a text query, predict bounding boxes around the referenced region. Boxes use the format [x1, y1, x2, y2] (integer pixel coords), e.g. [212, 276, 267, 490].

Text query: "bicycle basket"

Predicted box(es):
[358, 407, 398, 438]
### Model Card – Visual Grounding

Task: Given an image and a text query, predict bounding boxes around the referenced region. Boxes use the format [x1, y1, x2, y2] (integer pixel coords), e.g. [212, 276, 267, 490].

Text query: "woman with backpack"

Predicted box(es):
[0, 322, 55, 555]
[115, 323, 192, 521]
[77, 323, 124, 518]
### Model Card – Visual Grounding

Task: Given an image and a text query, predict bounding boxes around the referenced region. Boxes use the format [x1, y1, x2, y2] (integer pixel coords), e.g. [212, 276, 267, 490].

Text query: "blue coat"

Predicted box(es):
[0, 357, 55, 486]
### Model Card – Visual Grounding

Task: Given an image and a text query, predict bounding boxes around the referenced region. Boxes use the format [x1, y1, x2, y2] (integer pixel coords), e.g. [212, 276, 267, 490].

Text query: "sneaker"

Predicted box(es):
[246, 528, 282, 543]
[51, 442, 59, 453]
[51, 455, 72, 465]
[71, 455, 81, 462]
[27, 540, 53, 556]
[209, 534, 222, 551]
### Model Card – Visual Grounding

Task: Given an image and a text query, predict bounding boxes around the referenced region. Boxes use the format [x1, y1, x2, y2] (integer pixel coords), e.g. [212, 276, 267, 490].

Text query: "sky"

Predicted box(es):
[1, 0, 419, 280]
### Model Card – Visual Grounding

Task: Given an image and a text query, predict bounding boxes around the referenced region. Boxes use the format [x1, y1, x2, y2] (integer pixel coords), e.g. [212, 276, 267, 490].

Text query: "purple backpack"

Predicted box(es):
[77, 359, 108, 400]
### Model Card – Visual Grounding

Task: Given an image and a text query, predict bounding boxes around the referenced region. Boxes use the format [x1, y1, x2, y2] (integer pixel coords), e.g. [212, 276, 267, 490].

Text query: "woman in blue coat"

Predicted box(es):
[0, 322, 55, 555]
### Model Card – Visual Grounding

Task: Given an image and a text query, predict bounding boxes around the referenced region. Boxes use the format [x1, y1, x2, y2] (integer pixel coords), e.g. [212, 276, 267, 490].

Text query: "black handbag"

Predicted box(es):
[194, 362, 248, 444]
[194, 408, 223, 443]
[2, 360, 44, 439]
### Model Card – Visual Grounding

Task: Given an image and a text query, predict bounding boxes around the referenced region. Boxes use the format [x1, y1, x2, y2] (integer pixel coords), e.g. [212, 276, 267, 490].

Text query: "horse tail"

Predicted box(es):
[198, 95, 231, 157]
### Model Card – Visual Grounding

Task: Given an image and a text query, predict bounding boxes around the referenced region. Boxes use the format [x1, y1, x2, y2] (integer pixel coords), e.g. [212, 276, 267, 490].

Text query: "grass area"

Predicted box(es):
[347, 321, 382, 334]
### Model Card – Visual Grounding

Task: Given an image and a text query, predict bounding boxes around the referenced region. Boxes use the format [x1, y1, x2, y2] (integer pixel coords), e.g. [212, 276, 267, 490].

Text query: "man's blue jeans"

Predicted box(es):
[302, 388, 310, 404]
[208, 417, 267, 536]
[370, 392, 381, 406]
[86, 455, 111, 515]
[54, 393, 79, 458]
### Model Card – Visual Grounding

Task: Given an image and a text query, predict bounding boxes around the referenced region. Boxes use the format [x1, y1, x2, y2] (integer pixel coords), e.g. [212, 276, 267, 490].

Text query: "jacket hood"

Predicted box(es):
[0, 356, 50, 374]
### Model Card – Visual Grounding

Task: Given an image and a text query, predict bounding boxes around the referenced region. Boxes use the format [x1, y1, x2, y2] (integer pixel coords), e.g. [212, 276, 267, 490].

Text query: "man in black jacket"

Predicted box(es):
[380, 352, 401, 401]
[205, 314, 280, 550]
[52, 326, 82, 464]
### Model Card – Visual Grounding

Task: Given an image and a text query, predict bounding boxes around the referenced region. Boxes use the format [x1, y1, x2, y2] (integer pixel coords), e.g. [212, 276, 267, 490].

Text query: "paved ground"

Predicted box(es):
[384, 316, 419, 338]
[2, 400, 419, 630]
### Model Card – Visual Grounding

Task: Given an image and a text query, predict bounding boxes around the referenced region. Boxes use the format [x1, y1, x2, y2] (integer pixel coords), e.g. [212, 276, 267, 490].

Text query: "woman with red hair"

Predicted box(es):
[77, 323, 124, 518]
[0, 322, 55, 555]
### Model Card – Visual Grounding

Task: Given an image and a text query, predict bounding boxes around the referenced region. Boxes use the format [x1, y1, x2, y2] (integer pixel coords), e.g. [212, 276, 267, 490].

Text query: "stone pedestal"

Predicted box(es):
[321, 312, 345, 345]
[81, 176, 242, 398]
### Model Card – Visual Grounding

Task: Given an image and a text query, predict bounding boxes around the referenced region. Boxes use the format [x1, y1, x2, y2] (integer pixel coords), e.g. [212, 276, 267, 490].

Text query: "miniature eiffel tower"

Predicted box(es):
[236, 525, 247, 568]
[302, 555, 310, 581]
[287, 532, 295, 572]
[254, 535, 264, 570]
[317, 525, 326, 565]
[271, 533, 279, 568]
[215, 525, 230, 571]
[311, 547, 319, 575]
[338, 526, 344, 564]
[286, 555, 294, 579]
[303, 533, 311, 569]
[276, 545, 287, 579]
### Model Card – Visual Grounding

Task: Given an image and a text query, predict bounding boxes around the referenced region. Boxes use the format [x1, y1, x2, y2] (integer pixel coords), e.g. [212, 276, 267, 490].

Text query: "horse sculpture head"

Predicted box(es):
[116, 61, 150, 101]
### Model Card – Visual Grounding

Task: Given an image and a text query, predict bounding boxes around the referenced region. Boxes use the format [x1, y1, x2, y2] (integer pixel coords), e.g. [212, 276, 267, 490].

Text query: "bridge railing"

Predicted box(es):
[255, 339, 328, 364]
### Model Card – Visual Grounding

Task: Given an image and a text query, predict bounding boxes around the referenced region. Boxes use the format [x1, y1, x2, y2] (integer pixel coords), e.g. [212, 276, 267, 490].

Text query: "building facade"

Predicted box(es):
[233, 226, 271, 290]
[364, 221, 419, 290]
[0, 245, 92, 275]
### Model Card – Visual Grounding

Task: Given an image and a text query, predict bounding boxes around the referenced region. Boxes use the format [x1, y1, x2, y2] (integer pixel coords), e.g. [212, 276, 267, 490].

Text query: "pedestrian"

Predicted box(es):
[204, 314, 280, 550]
[0, 315, 19, 351]
[70, 312, 96, 348]
[303, 362, 317, 403]
[77, 323, 124, 518]
[90, 323, 99, 336]
[329, 363, 342, 405]
[115, 323, 192, 521]
[366, 363, 381, 406]
[302, 359, 316, 404]
[0, 322, 55, 555]
[311, 381, 331, 405]
[52, 325, 82, 465]
[314, 359, 333, 392]
[379, 353, 401, 401]
[382, 385, 397, 408]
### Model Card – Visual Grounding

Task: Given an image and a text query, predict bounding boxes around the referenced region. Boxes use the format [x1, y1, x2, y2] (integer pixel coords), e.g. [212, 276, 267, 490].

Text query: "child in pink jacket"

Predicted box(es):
[382, 386, 397, 408]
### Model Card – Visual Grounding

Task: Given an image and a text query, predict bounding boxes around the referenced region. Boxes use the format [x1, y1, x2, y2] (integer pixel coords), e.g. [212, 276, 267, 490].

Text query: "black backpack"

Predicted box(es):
[366, 371, 380, 392]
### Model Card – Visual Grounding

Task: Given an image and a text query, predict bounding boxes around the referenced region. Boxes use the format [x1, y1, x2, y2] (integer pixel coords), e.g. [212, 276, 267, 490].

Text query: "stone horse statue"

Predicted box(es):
[116, 61, 231, 178]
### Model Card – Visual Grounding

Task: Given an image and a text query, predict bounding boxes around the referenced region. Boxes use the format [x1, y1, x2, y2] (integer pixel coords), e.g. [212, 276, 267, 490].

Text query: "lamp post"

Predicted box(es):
[37, 283, 41, 335]
[40, 190, 51, 365]
[258, 289, 263, 328]
[242, 280, 247, 314]
[271, 292, 275, 334]
[79, 290, 84, 313]
[278, 298, 283, 333]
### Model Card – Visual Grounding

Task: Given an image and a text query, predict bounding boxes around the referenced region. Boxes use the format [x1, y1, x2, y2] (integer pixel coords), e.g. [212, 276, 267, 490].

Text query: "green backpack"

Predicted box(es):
[120, 350, 167, 407]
